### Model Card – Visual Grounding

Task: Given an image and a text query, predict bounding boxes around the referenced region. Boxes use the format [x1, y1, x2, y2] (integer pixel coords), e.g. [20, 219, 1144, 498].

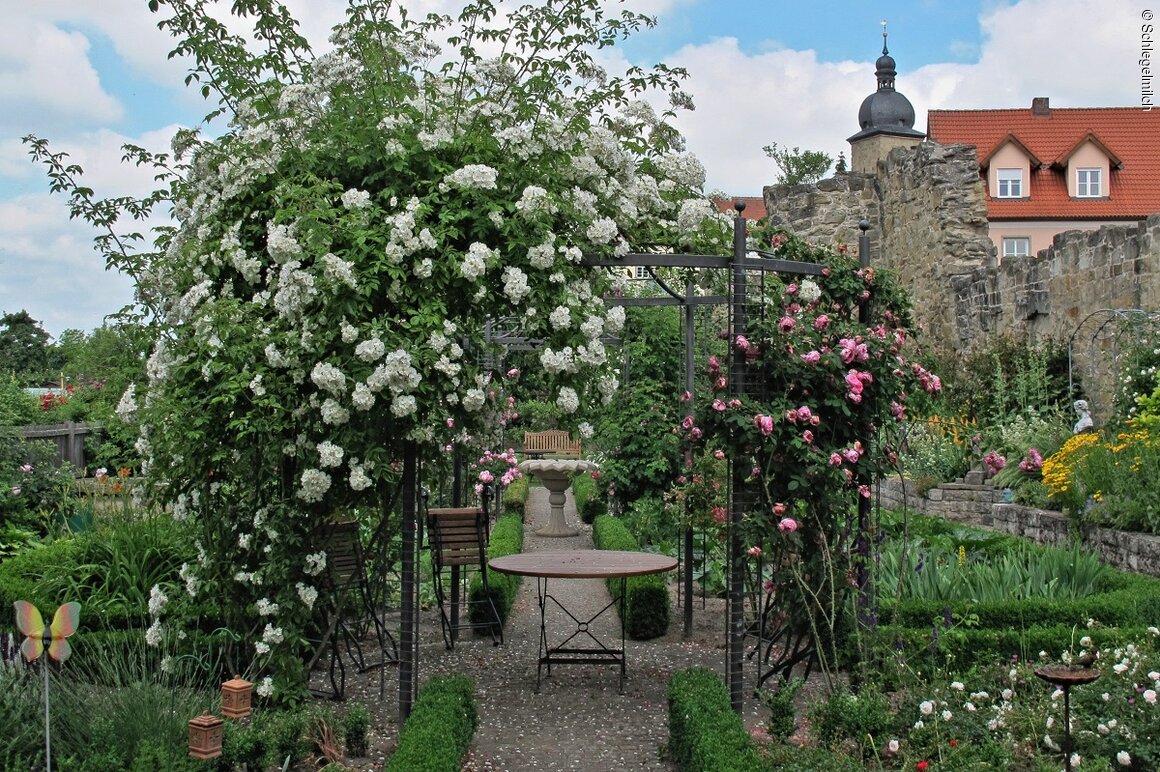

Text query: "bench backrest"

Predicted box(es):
[522, 429, 582, 458]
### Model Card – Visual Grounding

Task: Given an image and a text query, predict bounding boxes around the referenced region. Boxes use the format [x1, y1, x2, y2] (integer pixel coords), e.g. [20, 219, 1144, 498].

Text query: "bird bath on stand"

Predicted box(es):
[519, 459, 598, 537]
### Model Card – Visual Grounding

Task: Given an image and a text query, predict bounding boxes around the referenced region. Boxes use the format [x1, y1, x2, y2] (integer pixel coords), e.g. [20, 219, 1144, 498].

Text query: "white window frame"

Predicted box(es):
[633, 265, 648, 279]
[996, 168, 1023, 198]
[1076, 168, 1102, 197]
[1002, 237, 1031, 258]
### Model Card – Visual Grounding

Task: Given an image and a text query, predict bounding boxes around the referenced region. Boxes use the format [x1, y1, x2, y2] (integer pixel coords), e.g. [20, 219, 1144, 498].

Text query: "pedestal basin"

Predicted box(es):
[519, 459, 598, 537]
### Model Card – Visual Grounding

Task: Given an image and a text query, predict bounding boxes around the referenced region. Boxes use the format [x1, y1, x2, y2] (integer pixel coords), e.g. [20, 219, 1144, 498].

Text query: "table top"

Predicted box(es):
[489, 550, 677, 579]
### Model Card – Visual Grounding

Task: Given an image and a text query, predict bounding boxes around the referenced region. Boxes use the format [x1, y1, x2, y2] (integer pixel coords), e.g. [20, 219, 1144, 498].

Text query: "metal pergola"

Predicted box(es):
[394, 205, 874, 718]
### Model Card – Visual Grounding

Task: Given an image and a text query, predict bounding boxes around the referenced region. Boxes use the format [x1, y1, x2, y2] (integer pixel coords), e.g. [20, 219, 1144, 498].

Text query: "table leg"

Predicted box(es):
[618, 576, 627, 694]
[535, 576, 549, 693]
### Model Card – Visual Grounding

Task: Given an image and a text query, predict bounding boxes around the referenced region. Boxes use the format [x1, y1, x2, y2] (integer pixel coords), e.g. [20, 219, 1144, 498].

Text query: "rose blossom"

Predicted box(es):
[800, 350, 821, 365]
[754, 415, 774, 436]
[777, 517, 798, 533]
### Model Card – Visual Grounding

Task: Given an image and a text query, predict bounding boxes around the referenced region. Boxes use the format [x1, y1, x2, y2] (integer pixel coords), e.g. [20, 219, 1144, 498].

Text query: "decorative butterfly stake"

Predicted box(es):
[14, 601, 81, 772]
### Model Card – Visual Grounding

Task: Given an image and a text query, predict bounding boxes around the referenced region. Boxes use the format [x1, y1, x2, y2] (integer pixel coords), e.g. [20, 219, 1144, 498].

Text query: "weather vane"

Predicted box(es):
[881, 19, 889, 54]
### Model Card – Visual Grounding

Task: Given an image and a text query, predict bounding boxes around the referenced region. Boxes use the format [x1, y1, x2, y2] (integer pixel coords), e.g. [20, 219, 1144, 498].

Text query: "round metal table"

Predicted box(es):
[490, 550, 678, 692]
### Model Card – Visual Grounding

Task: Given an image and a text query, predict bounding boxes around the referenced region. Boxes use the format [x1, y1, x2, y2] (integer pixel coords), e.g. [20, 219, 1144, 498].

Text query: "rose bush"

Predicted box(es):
[685, 223, 939, 681]
[31, 0, 734, 698]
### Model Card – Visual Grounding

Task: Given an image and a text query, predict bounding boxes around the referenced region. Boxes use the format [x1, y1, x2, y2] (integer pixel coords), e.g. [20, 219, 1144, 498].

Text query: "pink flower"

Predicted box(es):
[682, 415, 695, 430]
[713, 449, 726, 460]
[715, 376, 727, 391]
[712, 399, 727, 412]
[19, 464, 32, 473]
[679, 390, 693, 402]
[754, 415, 774, 436]
[785, 282, 798, 295]
[842, 447, 861, 464]
[813, 315, 830, 331]
[690, 427, 702, 439]
[734, 335, 749, 351]
[711, 505, 728, 524]
[778, 517, 798, 533]
[802, 430, 814, 444]
[750, 466, 761, 478]
[446, 418, 455, 428]
[772, 502, 787, 516]
[858, 484, 871, 498]
[829, 452, 843, 466]
[778, 316, 796, 334]
[763, 578, 775, 593]
[708, 355, 720, 372]
[747, 546, 762, 558]
[795, 406, 813, 422]
[844, 370, 865, 393]
[478, 470, 494, 484]
[890, 401, 906, 420]
[506, 368, 520, 378]
[801, 350, 821, 365]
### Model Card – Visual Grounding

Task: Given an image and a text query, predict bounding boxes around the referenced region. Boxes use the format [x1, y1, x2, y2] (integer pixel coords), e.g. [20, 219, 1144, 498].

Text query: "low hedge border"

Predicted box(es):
[385, 675, 477, 772]
[592, 515, 670, 640]
[667, 668, 764, 771]
[468, 511, 524, 629]
[502, 477, 529, 518]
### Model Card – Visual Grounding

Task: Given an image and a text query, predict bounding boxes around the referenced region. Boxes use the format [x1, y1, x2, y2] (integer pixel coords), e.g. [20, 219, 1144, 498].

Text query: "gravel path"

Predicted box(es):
[323, 487, 768, 771]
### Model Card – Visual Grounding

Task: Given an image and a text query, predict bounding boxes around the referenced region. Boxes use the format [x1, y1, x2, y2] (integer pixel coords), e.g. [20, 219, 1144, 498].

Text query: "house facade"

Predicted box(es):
[927, 98, 1160, 260]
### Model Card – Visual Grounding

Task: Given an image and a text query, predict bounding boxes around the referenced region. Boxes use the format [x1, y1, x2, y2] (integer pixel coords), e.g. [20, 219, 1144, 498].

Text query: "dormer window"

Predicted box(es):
[1076, 168, 1102, 197]
[996, 168, 1023, 198]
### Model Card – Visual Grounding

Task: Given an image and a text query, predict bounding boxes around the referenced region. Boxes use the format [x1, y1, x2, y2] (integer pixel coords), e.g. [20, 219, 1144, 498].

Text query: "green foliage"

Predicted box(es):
[0, 435, 81, 533]
[666, 668, 765, 772]
[0, 510, 190, 629]
[342, 702, 372, 758]
[571, 470, 599, 524]
[0, 377, 38, 426]
[386, 675, 477, 772]
[592, 514, 670, 639]
[808, 688, 894, 757]
[760, 675, 804, 741]
[502, 475, 529, 517]
[620, 494, 670, 548]
[595, 380, 681, 506]
[877, 539, 1110, 605]
[0, 310, 52, 380]
[468, 512, 524, 630]
[762, 142, 834, 186]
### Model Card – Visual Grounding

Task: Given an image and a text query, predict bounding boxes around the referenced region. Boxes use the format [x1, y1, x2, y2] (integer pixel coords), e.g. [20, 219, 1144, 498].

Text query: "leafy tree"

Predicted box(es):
[762, 143, 833, 186]
[0, 311, 52, 381]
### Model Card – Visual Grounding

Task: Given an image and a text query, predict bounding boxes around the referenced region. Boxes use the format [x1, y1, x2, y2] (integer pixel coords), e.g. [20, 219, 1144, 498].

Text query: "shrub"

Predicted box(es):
[808, 688, 894, 757]
[342, 702, 371, 758]
[571, 471, 598, 524]
[502, 476, 528, 518]
[386, 675, 476, 772]
[468, 512, 524, 630]
[592, 515, 670, 639]
[667, 668, 764, 771]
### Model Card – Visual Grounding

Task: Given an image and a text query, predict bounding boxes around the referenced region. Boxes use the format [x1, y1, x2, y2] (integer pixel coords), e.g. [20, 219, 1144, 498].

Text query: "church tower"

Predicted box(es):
[847, 23, 925, 174]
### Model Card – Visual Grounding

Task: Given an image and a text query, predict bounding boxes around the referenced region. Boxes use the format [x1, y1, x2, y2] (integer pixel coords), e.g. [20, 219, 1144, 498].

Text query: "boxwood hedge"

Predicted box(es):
[667, 668, 764, 771]
[592, 514, 670, 640]
[385, 675, 477, 772]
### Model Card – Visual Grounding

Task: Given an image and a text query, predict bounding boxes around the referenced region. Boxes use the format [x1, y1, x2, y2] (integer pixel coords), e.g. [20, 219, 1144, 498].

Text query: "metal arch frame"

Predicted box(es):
[1066, 308, 1160, 415]
[398, 205, 864, 719]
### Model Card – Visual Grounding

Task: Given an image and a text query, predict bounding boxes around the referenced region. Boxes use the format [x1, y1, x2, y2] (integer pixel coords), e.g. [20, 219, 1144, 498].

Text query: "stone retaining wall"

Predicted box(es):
[876, 475, 1160, 577]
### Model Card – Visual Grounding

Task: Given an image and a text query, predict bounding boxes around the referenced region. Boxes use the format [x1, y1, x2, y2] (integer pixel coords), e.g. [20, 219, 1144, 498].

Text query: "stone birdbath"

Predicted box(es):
[519, 459, 598, 537]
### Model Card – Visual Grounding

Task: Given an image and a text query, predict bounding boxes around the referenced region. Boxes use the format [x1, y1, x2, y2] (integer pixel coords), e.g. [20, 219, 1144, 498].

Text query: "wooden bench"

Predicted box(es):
[522, 429, 582, 459]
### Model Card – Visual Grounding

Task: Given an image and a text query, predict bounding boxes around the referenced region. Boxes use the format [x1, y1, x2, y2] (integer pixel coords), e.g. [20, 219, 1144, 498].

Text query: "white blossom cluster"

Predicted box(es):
[444, 164, 499, 190]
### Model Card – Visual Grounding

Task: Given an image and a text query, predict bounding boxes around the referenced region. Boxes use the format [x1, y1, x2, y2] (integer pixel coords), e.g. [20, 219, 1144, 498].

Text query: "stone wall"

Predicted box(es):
[763, 141, 1160, 359]
[876, 477, 1160, 577]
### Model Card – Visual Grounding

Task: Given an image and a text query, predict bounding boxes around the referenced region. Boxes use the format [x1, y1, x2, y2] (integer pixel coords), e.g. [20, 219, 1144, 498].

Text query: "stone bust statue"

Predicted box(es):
[1073, 399, 1094, 433]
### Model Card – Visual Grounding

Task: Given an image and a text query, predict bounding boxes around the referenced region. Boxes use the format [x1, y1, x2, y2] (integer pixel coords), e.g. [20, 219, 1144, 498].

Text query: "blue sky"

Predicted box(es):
[0, 0, 1145, 337]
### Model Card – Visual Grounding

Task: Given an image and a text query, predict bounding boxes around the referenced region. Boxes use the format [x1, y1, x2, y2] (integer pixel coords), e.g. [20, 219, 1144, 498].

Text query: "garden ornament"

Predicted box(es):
[14, 600, 81, 772]
[1073, 400, 1094, 434]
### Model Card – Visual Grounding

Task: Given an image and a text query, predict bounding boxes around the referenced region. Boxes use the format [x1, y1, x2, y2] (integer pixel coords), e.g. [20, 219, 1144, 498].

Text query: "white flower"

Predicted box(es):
[605, 305, 626, 334]
[578, 422, 594, 439]
[556, 386, 579, 414]
[355, 338, 386, 362]
[311, 362, 347, 395]
[1114, 663, 1129, 674]
[1001, 688, 1013, 700]
[1145, 689, 1157, 704]
[341, 188, 371, 209]
[502, 266, 531, 303]
[886, 739, 899, 753]
[1043, 734, 1060, 752]
[444, 164, 498, 190]
[179, 563, 199, 598]
[1051, 688, 1064, 700]
[1046, 716, 1055, 729]
[317, 441, 344, 468]
[256, 598, 279, 616]
[320, 399, 350, 425]
[1070, 753, 1081, 768]
[913, 720, 924, 730]
[950, 681, 964, 691]
[798, 278, 821, 304]
[148, 585, 168, 617]
[298, 468, 331, 502]
[296, 582, 318, 610]
[1118, 750, 1132, 766]
[549, 305, 571, 330]
[349, 464, 372, 491]
[238, 532, 252, 550]
[463, 389, 486, 412]
[391, 394, 418, 417]
[460, 242, 493, 281]
[304, 551, 327, 576]
[964, 702, 976, 712]
[586, 217, 618, 245]
[254, 641, 271, 655]
[145, 619, 164, 647]
[115, 383, 138, 422]
[256, 676, 274, 698]
[160, 656, 174, 674]
[941, 709, 952, 721]
[1080, 636, 1093, 647]
[919, 700, 934, 716]
[262, 624, 284, 644]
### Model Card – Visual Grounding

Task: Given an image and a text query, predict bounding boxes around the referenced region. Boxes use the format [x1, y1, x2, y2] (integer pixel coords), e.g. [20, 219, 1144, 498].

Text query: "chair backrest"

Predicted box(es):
[427, 507, 487, 569]
[322, 519, 364, 591]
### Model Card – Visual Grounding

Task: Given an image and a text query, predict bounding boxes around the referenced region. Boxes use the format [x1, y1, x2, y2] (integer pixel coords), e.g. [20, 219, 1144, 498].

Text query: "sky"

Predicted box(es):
[0, 0, 1148, 339]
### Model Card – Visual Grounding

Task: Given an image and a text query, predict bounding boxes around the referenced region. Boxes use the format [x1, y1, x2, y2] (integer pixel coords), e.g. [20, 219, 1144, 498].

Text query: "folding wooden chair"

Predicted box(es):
[306, 519, 397, 699]
[426, 506, 503, 649]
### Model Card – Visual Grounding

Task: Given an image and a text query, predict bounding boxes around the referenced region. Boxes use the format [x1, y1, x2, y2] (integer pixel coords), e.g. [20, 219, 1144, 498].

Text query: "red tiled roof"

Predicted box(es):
[927, 104, 1160, 220]
[712, 196, 767, 220]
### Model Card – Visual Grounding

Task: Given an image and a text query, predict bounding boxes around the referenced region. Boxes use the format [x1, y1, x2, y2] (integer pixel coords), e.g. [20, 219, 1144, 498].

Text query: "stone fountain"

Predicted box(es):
[519, 458, 598, 537]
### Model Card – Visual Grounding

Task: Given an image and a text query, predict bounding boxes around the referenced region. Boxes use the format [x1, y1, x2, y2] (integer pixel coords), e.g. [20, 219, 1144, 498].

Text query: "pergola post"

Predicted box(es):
[398, 442, 419, 721]
[728, 205, 748, 714]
